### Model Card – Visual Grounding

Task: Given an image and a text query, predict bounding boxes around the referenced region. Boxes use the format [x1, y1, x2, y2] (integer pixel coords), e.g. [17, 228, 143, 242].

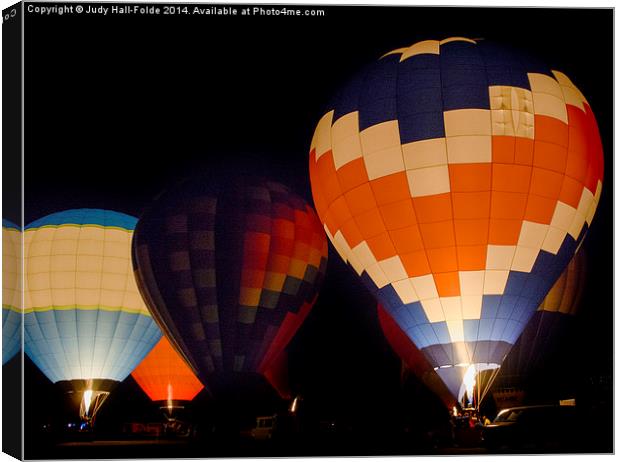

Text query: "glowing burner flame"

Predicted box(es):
[83, 389, 93, 417]
[463, 364, 477, 406]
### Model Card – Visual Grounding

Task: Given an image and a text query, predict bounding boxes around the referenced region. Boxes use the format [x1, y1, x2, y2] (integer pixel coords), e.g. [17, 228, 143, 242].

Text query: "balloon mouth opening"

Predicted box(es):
[434, 362, 501, 409]
[79, 389, 110, 422]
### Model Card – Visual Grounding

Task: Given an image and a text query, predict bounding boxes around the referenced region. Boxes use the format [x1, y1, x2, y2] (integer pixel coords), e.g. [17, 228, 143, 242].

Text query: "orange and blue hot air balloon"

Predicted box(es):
[3, 220, 22, 365]
[132, 174, 328, 399]
[308, 38, 604, 406]
[23, 209, 162, 424]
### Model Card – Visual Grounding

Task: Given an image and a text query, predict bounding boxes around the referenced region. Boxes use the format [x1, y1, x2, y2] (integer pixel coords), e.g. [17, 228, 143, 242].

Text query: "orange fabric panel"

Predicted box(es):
[559, 175, 584, 209]
[420, 221, 455, 249]
[490, 192, 528, 220]
[452, 192, 491, 219]
[533, 141, 568, 174]
[366, 233, 398, 261]
[433, 271, 461, 297]
[379, 199, 418, 230]
[340, 218, 364, 249]
[426, 247, 458, 273]
[492, 164, 532, 193]
[530, 167, 564, 199]
[353, 208, 387, 239]
[534, 114, 569, 147]
[488, 218, 523, 245]
[456, 245, 487, 271]
[132, 337, 204, 403]
[336, 157, 369, 193]
[401, 250, 432, 277]
[514, 138, 534, 165]
[524, 195, 557, 224]
[448, 164, 492, 192]
[389, 226, 425, 254]
[492, 136, 516, 163]
[370, 172, 411, 205]
[454, 219, 489, 246]
[344, 183, 378, 216]
[413, 193, 453, 223]
[329, 196, 353, 224]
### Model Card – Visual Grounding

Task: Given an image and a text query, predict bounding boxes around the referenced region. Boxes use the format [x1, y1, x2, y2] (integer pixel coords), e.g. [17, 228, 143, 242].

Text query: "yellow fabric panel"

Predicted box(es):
[482, 270, 509, 295]
[399, 40, 440, 61]
[517, 221, 549, 249]
[3, 227, 22, 311]
[461, 295, 483, 320]
[364, 146, 406, 180]
[459, 271, 485, 296]
[421, 298, 445, 323]
[406, 165, 451, 197]
[441, 297, 462, 321]
[360, 120, 401, 155]
[485, 245, 516, 270]
[446, 319, 465, 343]
[511, 246, 539, 272]
[311, 110, 334, 159]
[402, 138, 448, 170]
[444, 109, 492, 137]
[446, 135, 492, 164]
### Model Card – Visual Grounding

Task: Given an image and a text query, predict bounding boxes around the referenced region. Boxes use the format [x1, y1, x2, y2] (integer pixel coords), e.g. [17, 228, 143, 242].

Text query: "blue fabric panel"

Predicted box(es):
[398, 112, 446, 144]
[331, 64, 368, 122]
[431, 321, 451, 344]
[463, 319, 480, 342]
[440, 41, 489, 110]
[24, 308, 161, 383]
[406, 325, 429, 349]
[497, 295, 518, 319]
[2, 308, 21, 364]
[358, 55, 400, 131]
[504, 271, 528, 296]
[490, 318, 508, 341]
[481, 295, 501, 319]
[2, 219, 20, 230]
[420, 323, 440, 346]
[477, 317, 495, 340]
[406, 302, 430, 326]
[397, 85, 444, 117]
[26, 209, 137, 231]
[378, 284, 403, 312]
[477, 41, 531, 89]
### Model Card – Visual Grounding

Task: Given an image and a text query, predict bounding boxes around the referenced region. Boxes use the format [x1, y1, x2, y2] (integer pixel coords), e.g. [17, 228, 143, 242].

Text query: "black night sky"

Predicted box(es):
[7, 3, 614, 458]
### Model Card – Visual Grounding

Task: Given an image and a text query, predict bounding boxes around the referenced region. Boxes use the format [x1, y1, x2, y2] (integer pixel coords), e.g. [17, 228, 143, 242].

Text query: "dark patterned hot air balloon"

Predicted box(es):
[131, 336, 204, 415]
[308, 37, 603, 407]
[3, 220, 22, 365]
[132, 175, 328, 398]
[23, 209, 162, 425]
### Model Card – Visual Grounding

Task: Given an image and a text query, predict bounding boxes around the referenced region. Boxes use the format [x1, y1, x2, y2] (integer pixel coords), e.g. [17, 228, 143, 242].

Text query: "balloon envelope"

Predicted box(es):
[309, 37, 603, 403]
[24, 209, 162, 394]
[377, 303, 454, 409]
[132, 336, 204, 403]
[133, 175, 328, 398]
[498, 248, 587, 383]
[3, 220, 22, 365]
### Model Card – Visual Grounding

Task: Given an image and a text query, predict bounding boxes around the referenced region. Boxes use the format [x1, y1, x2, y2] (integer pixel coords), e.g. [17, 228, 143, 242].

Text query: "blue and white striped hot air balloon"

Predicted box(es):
[24, 209, 162, 423]
[3, 220, 22, 365]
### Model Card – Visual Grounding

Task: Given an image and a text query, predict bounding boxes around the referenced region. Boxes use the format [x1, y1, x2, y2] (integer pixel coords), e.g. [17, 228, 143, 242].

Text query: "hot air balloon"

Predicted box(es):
[377, 303, 454, 409]
[3, 220, 22, 365]
[131, 336, 204, 417]
[132, 175, 328, 399]
[497, 248, 587, 385]
[24, 209, 162, 426]
[308, 37, 604, 408]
